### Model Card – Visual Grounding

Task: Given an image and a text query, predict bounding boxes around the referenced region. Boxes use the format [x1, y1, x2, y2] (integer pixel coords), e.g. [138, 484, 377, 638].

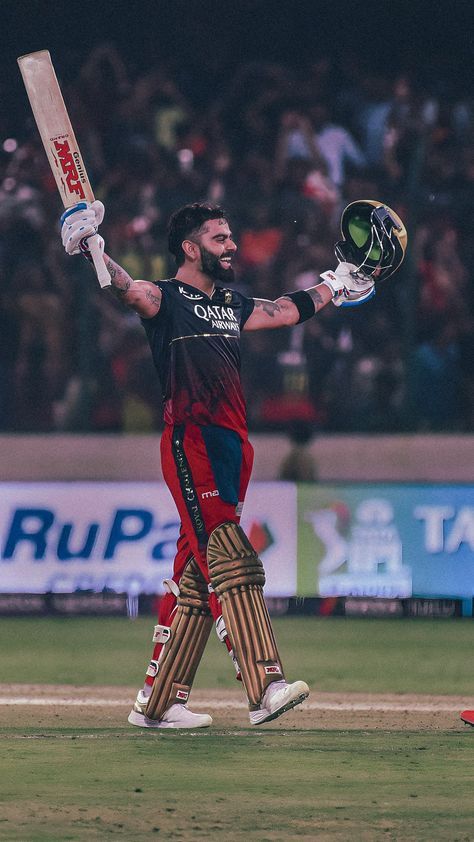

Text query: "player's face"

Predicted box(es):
[197, 218, 237, 282]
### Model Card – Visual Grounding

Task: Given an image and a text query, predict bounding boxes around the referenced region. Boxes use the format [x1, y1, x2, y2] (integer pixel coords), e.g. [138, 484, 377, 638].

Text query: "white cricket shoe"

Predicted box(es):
[128, 690, 212, 729]
[249, 680, 309, 725]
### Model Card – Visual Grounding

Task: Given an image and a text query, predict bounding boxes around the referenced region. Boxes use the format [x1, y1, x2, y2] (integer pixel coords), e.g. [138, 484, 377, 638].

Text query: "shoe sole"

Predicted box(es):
[250, 689, 310, 725]
[128, 709, 212, 729]
[128, 710, 167, 729]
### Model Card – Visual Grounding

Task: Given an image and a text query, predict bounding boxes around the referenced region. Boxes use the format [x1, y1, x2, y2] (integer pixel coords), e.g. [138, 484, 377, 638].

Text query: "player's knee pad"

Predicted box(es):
[145, 557, 213, 721]
[207, 521, 284, 710]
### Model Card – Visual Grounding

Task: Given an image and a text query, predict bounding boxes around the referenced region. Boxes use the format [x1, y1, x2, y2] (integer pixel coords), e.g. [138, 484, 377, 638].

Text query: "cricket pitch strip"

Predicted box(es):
[0, 685, 470, 731]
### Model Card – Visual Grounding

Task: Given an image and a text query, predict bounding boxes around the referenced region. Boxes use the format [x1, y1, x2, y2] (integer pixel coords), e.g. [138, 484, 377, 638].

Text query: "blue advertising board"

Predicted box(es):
[297, 484, 474, 612]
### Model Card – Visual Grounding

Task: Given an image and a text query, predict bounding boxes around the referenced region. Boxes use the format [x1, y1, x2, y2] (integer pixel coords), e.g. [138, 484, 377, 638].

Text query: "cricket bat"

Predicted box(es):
[17, 50, 111, 288]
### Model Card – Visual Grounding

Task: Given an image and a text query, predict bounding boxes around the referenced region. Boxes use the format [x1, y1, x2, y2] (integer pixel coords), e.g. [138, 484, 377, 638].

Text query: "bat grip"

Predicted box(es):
[88, 234, 111, 288]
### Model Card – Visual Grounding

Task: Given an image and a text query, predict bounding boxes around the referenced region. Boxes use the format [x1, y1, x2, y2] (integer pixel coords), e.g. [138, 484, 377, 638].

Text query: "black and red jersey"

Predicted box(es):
[141, 279, 255, 439]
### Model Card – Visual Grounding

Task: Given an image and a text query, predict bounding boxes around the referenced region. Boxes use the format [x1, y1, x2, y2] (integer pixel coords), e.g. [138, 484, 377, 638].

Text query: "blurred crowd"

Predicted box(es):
[1, 45, 473, 434]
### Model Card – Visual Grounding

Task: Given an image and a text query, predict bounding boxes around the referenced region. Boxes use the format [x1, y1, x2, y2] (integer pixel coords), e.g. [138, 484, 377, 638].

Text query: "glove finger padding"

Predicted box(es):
[60, 200, 104, 228]
[333, 284, 375, 307]
[62, 218, 98, 254]
[90, 200, 105, 226]
[60, 200, 105, 255]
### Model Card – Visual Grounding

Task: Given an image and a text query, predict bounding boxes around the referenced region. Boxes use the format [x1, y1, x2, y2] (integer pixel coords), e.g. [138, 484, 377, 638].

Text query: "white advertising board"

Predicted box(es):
[0, 482, 297, 597]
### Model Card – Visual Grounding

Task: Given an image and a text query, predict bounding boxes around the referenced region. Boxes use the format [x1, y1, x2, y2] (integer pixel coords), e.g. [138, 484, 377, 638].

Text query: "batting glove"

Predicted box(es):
[320, 262, 375, 307]
[60, 200, 105, 256]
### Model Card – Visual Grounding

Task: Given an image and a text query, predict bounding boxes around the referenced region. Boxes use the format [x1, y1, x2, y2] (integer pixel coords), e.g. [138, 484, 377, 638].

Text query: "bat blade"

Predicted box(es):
[17, 50, 111, 287]
[18, 50, 93, 207]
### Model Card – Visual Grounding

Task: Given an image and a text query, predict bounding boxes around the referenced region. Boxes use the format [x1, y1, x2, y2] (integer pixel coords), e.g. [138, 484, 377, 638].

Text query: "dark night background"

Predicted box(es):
[2, 0, 472, 119]
[0, 0, 473, 436]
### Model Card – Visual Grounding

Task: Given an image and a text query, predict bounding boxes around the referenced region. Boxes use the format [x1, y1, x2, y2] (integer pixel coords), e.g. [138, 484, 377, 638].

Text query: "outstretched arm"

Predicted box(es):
[243, 263, 375, 331]
[244, 284, 332, 330]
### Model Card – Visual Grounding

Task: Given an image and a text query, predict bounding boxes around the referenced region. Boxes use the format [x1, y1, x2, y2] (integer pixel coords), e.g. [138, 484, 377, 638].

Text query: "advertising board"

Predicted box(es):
[0, 482, 297, 597]
[1, 482, 473, 609]
[298, 484, 474, 605]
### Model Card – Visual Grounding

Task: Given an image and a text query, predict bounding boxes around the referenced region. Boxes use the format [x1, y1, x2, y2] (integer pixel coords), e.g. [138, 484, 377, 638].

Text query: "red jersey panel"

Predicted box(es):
[141, 279, 254, 439]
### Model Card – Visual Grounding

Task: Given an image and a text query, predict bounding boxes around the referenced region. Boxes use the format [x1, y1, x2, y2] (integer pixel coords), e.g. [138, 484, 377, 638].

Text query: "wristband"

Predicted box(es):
[282, 290, 316, 324]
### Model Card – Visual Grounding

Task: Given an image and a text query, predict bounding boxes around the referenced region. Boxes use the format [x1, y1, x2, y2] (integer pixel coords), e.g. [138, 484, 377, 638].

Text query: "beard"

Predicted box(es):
[199, 246, 235, 283]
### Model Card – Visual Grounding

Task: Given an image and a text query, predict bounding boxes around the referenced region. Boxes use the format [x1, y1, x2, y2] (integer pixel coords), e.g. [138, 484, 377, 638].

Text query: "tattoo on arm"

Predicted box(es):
[145, 288, 161, 307]
[254, 299, 283, 318]
[106, 259, 132, 297]
[306, 288, 325, 310]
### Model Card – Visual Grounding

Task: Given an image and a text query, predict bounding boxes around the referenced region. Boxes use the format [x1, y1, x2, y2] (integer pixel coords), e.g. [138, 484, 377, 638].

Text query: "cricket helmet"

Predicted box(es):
[335, 200, 407, 281]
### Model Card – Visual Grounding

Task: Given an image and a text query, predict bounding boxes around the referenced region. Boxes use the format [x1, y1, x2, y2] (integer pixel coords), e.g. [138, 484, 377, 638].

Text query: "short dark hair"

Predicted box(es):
[167, 203, 227, 266]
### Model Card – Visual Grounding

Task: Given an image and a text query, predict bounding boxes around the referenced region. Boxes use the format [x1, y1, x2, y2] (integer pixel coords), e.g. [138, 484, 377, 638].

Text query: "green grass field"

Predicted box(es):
[1, 616, 473, 841]
[1, 615, 473, 694]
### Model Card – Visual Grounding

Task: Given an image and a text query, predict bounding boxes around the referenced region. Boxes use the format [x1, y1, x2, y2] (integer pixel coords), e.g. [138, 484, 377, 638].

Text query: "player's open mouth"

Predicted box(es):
[220, 257, 233, 266]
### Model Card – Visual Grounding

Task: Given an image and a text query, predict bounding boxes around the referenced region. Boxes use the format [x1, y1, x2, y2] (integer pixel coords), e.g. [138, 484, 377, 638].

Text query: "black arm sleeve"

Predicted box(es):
[281, 290, 316, 323]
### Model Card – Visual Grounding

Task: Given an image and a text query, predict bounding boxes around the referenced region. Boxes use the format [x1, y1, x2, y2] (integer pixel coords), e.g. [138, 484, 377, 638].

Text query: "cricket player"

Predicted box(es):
[60, 199, 405, 729]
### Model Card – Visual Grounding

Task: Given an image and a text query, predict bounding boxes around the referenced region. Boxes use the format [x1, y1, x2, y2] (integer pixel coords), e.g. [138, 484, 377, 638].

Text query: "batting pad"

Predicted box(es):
[207, 521, 285, 710]
[145, 558, 213, 721]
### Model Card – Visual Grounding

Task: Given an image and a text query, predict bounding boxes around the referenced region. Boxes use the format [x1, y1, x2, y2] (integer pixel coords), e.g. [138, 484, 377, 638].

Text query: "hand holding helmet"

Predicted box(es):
[320, 263, 375, 307]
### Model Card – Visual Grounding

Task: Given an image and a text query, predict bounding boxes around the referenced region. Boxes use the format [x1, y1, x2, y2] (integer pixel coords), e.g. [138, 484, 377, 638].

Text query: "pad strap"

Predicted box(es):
[152, 625, 171, 644]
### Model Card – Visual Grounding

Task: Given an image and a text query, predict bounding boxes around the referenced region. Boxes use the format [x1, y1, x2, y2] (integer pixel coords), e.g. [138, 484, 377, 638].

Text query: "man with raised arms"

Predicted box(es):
[60, 199, 403, 728]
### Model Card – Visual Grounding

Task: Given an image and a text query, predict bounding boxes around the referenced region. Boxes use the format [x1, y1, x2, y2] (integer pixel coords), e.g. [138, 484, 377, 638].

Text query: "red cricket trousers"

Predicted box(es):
[144, 422, 254, 685]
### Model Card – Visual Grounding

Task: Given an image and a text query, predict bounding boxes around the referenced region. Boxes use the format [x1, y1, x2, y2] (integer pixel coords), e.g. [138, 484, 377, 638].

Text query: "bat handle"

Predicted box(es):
[88, 234, 112, 289]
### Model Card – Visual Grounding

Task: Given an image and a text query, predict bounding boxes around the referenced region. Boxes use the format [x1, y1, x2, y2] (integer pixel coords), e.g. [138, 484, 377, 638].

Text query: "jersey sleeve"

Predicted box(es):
[236, 292, 255, 329]
[140, 281, 168, 326]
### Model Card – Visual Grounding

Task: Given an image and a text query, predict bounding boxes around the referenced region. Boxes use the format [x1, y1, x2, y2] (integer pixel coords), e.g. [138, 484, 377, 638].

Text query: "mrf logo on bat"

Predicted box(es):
[51, 136, 86, 200]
